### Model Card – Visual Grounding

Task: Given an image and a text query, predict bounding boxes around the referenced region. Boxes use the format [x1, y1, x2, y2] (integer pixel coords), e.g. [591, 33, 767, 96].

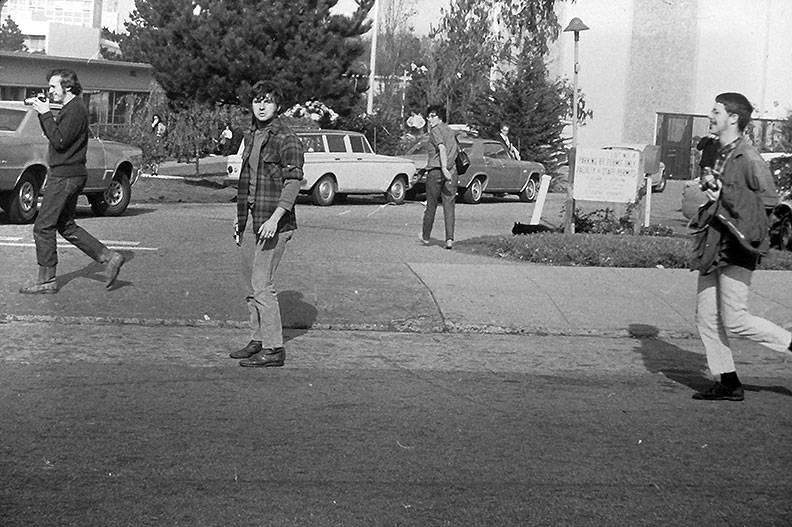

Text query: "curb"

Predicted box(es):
[0, 313, 699, 340]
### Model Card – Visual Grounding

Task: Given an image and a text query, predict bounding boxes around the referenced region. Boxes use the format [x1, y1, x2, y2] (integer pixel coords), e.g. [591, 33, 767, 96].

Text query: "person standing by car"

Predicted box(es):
[19, 69, 125, 294]
[498, 124, 520, 160]
[420, 105, 458, 250]
[689, 92, 792, 401]
[230, 80, 304, 368]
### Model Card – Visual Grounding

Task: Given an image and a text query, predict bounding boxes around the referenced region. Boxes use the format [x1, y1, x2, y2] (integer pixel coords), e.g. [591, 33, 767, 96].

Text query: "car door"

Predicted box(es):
[324, 132, 358, 192]
[346, 133, 388, 192]
[85, 127, 109, 190]
[480, 141, 512, 191]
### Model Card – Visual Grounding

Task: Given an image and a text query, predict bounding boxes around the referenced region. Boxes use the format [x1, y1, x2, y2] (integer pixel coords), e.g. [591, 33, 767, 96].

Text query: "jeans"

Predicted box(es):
[696, 265, 792, 375]
[422, 168, 456, 242]
[241, 229, 293, 348]
[34, 175, 111, 268]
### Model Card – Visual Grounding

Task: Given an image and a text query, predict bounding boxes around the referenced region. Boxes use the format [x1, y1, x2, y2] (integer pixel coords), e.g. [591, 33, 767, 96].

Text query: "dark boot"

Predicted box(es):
[19, 266, 57, 295]
[239, 347, 285, 367]
[229, 340, 262, 359]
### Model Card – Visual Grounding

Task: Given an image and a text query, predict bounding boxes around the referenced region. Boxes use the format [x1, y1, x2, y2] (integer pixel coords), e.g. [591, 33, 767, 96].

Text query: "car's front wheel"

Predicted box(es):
[89, 174, 131, 216]
[462, 177, 483, 204]
[385, 177, 407, 204]
[312, 176, 336, 206]
[0, 173, 39, 224]
[519, 177, 539, 202]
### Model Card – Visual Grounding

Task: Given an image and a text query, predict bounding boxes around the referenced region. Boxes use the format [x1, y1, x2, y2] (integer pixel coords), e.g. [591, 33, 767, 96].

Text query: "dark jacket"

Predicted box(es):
[37, 97, 89, 178]
[690, 137, 778, 273]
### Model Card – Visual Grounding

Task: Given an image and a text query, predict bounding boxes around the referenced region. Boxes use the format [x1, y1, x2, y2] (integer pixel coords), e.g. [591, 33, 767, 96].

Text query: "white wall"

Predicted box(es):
[552, 0, 634, 148]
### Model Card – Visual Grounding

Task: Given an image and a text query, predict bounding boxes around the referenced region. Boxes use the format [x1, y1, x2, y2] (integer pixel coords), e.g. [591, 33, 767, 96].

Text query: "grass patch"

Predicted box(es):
[456, 232, 792, 270]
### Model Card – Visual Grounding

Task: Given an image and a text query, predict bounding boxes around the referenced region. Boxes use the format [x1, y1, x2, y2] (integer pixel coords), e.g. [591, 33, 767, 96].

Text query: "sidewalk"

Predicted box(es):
[3, 257, 791, 339]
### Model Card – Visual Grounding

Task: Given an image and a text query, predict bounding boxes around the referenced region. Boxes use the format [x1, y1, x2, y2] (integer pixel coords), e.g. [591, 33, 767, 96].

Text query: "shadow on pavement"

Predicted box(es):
[58, 250, 135, 291]
[629, 323, 792, 397]
[279, 290, 317, 342]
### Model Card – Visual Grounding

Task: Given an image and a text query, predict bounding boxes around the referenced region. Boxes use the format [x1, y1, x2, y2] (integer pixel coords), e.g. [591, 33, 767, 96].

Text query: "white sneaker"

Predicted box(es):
[419, 235, 430, 245]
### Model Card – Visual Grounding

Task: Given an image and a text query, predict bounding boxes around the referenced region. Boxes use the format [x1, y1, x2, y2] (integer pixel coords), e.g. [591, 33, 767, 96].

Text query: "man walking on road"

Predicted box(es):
[19, 69, 124, 294]
[420, 104, 458, 250]
[689, 92, 792, 401]
[230, 80, 304, 368]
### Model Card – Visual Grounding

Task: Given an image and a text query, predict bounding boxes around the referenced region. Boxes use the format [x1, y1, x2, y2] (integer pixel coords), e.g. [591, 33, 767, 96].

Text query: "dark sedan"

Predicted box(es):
[404, 133, 546, 204]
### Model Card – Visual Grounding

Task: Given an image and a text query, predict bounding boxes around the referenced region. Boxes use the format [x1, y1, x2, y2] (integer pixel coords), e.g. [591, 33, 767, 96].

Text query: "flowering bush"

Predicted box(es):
[283, 100, 339, 127]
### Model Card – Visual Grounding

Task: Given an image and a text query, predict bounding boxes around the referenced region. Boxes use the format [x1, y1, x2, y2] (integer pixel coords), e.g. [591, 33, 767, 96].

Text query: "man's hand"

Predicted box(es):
[30, 98, 51, 115]
[703, 179, 722, 202]
[233, 219, 242, 246]
[257, 217, 279, 242]
[441, 166, 453, 181]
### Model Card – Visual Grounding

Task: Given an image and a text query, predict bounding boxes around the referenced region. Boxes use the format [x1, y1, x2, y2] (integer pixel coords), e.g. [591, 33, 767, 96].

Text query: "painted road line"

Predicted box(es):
[0, 242, 158, 251]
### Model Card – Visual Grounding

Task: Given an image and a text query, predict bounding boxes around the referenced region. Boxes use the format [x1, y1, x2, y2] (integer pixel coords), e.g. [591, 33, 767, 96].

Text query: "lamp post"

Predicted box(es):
[366, 0, 380, 115]
[562, 17, 589, 234]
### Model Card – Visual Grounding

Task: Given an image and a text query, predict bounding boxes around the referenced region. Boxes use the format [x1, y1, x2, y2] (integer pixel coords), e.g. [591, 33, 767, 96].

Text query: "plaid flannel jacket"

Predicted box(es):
[236, 117, 304, 238]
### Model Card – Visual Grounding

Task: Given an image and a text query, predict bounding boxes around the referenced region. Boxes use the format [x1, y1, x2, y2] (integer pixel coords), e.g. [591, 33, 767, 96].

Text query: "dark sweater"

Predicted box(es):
[38, 97, 89, 177]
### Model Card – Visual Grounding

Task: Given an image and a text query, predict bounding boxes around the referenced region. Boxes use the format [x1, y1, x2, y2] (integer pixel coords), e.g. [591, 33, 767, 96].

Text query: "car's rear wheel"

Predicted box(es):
[89, 173, 131, 216]
[0, 174, 39, 224]
[779, 215, 792, 251]
[312, 176, 336, 206]
[385, 177, 407, 204]
[462, 177, 483, 204]
[519, 177, 539, 202]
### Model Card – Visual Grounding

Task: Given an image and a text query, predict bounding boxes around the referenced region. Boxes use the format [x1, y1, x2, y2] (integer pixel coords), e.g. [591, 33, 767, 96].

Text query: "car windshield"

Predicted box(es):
[0, 108, 25, 132]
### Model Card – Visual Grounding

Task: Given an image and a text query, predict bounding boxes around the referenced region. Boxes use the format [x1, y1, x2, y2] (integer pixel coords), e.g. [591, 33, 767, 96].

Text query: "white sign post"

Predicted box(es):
[573, 148, 642, 203]
[529, 174, 553, 225]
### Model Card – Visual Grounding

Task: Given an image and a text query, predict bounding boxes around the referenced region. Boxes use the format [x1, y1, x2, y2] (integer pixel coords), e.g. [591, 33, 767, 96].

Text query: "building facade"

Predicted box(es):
[549, 0, 791, 177]
[0, 51, 154, 126]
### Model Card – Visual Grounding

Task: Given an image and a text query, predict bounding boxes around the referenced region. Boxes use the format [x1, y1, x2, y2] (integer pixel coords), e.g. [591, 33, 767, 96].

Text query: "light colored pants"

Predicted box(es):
[241, 230, 293, 348]
[696, 265, 791, 375]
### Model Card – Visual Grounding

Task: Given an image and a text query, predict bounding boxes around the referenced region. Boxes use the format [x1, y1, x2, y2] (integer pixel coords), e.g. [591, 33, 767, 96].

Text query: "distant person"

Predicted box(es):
[151, 114, 166, 138]
[217, 123, 233, 155]
[229, 80, 304, 368]
[688, 92, 791, 401]
[420, 104, 458, 250]
[19, 69, 125, 294]
[498, 124, 520, 160]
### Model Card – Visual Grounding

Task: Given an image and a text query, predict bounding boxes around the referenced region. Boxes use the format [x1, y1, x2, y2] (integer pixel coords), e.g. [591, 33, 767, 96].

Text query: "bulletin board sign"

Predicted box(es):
[572, 148, 641, 202]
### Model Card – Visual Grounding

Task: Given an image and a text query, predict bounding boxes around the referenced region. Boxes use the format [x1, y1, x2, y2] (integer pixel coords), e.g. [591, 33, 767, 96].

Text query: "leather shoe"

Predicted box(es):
[105, 252, 125, 288]
[229, 340, 262, 359]
[19, 279, 57, 295]
[692, 382, 744, 401]
[239, 348, 285, 367]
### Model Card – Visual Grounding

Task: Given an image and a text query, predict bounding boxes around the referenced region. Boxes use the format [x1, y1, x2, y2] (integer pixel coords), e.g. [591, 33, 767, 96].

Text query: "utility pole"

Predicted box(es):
[366, 0, 380, 115]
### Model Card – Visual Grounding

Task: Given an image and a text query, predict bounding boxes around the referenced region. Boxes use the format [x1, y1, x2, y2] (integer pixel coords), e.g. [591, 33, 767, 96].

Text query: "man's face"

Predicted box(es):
[500, 126, 509, 135]
[48, 75, 65, 103]
[708, 102, 733, 136]
[427, 111, 440, 126]
[251, 93, 278, 123]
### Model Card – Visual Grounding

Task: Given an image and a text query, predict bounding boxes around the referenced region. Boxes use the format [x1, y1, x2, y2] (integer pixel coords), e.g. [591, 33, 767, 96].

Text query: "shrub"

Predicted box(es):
[457, 232, 792, 270]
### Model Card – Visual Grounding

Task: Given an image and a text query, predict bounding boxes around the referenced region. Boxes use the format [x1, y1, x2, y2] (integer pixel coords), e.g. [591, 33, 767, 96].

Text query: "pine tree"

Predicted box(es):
[0, 16, 26, 52]
[122, 0, 374, 115]
[467, 50, 571, 172]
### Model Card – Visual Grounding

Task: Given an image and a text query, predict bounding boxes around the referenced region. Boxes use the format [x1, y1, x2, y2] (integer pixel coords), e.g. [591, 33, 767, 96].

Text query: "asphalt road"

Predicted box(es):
[2, 324, 791, 526]
[1, 184, 790, 525]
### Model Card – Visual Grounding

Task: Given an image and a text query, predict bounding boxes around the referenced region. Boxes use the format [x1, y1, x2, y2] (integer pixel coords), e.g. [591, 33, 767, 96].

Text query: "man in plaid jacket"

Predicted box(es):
[230, 80, 304, 367]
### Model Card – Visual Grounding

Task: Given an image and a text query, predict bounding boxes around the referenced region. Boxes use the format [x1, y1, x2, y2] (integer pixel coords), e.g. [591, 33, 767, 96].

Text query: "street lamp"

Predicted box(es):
[562, 17, 589, 234]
